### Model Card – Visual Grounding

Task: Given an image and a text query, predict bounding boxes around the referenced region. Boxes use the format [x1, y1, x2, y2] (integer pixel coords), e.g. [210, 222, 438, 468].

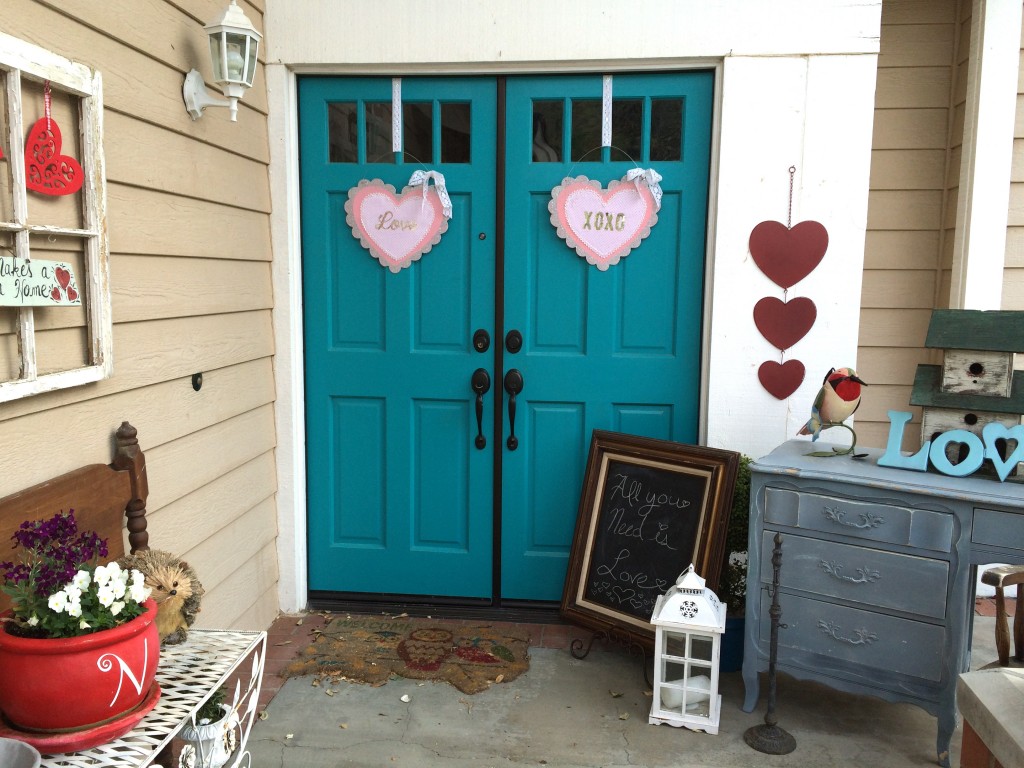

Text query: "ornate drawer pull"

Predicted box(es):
[818, 619, 877, 646]
[822, 505, 885, 529]
[819, 560, 881, 585]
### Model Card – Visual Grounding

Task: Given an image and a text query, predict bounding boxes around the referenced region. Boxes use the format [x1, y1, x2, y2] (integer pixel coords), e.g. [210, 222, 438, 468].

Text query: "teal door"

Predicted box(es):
[300, 73, 713, 604]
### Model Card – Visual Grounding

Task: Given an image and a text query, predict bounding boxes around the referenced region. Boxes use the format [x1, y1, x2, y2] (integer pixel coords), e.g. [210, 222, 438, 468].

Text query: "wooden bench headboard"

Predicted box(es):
[0, 421, 149, 614]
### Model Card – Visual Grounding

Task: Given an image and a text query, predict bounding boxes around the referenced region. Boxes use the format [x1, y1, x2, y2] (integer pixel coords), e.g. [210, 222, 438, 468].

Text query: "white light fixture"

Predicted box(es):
[183, 0, 262, 122]
[649, 564, 725, 734]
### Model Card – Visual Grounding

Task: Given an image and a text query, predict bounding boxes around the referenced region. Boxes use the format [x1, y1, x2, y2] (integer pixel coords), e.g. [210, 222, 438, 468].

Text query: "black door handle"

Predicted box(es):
[471, 368, 491, 449]
[503, 369, 524, 451]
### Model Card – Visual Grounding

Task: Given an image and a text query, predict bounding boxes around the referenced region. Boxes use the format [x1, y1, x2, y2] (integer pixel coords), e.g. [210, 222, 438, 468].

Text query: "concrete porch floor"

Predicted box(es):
[242, 598, 1015, 767]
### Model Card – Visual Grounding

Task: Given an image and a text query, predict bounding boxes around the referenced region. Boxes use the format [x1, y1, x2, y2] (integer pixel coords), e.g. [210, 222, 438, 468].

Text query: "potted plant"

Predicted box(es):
[179, 685, 241, 768]
[0, 511, 158, 745]
[717, 454, 752, 672]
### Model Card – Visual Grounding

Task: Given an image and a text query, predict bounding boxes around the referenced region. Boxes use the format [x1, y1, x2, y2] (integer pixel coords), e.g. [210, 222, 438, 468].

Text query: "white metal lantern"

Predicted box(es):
[183, 0, 262, 121]
[649, 564, 725, 734]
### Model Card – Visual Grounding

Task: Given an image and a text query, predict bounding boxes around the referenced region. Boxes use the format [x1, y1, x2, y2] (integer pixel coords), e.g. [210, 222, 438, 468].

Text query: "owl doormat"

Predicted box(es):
[283, 615, 531, 694]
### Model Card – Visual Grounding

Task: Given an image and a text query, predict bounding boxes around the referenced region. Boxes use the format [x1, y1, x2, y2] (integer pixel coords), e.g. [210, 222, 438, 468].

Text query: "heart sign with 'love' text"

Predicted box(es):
[549, 176, 658, 271]
[346, 179, 449, 273]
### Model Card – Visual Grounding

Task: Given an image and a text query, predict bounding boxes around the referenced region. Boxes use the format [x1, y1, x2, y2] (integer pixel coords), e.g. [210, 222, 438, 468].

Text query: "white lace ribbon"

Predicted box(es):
[408, 170, 453, 220]
[625, 168, 664, 211]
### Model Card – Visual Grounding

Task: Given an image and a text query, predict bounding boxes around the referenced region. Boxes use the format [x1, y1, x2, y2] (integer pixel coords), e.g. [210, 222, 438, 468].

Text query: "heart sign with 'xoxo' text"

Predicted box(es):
[346, 179, 449, 273]
[549, 176, 658, 271]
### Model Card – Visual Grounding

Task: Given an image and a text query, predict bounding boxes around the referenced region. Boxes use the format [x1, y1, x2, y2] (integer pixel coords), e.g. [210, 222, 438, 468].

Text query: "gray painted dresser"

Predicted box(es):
[741, 439, 1024, 768]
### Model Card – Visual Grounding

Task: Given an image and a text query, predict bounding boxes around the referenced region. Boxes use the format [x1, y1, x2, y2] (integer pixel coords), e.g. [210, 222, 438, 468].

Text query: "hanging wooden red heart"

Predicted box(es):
[748, 220, 827, 289]
[753, 296, 817, 351]
[24, 117, 84, 196]
[758, 359, 805, 400]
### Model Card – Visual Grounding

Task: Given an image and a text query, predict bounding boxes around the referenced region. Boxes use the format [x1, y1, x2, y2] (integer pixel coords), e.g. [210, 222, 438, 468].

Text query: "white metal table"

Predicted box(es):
[39, 629, 266, 768]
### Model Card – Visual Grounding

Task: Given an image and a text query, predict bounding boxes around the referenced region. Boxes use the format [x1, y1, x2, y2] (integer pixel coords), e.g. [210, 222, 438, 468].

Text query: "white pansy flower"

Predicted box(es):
[27, 615, 39, 627]
[106, 561, 123, 579]
[72, 570, 91, 590]
[131, 569, 146, 587]
[48, 590, 68, 612]
[97, 585, 116, 608]
[129, 583, 151, 604]
[111, 578, 127, 600]
[64, 585, 83, 602]
[79, 619, 91, 630]
[110, 601, 125, 617]
[66, 601, 83, 618]
[93, 564, 110, 586]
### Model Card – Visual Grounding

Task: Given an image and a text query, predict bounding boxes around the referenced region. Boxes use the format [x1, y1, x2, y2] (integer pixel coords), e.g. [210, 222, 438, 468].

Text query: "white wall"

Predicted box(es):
[265, 0, 883, 611]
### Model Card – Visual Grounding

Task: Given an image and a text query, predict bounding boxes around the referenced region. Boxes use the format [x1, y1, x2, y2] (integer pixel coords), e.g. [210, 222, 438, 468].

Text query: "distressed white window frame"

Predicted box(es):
[0, 32, 111, 402]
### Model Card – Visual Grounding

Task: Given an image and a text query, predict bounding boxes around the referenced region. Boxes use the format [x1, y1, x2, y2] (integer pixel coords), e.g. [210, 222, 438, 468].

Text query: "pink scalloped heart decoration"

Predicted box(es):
[25, 117, 84, 196]
[758, 359, 805, 400]
[749, 220, 828, 289]
[549, 177, 657, 271]
[345, 180, 448, 273]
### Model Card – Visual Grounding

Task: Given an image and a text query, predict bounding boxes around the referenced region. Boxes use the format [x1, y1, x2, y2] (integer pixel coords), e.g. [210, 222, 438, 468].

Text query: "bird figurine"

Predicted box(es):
[798, 367, 868, 442]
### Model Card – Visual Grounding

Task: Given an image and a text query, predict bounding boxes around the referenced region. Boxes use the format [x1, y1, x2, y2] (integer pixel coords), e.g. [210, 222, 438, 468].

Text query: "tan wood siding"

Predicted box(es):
[859, 0, 961, 448]
[1004, 26, 1024, 310]
[0, 0, 279, 631]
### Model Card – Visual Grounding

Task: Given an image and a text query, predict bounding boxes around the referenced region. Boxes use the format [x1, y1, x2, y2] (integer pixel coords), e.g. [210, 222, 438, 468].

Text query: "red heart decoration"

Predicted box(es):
[753, 296, 817, 351]
[50, 287, 62, 302]
[758, 359, 806, 400]
[749, 220, 828, 289]
[24, 118, 84, 196]
[67, 285, 79, 302]
[56, 266, 71, 290]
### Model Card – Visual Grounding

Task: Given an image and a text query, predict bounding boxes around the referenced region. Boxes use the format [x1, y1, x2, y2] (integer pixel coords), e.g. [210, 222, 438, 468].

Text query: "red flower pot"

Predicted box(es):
[0, 598, 159, 732]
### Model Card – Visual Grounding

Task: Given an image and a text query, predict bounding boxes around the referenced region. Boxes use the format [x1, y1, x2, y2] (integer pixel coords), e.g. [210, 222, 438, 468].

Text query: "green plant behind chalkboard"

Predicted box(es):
[717, 455, 752, 616]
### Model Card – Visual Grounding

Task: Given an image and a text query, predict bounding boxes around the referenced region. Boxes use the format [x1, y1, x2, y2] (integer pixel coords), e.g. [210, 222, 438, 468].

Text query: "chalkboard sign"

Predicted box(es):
[560, 430, 739, 646]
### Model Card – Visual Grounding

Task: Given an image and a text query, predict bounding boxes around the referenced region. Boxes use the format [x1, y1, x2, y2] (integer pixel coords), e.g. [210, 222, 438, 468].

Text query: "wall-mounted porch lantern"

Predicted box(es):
[182, 0, 262, 122]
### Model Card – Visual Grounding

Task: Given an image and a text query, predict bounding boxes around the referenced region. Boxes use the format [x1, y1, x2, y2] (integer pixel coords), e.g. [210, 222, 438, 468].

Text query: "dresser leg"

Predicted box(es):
[935, 708, 956, 768]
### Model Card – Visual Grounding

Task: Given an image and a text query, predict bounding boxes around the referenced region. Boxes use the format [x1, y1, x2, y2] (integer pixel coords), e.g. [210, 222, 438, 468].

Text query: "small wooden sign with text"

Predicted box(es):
[0, 257, 81, 307]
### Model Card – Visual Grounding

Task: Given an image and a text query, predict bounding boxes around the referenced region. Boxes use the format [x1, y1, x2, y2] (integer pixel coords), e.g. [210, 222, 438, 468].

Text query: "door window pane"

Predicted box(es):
[611, 99, 643, 162]
[327, 102, 357, 163]
[403, 102, 433, 164]
[441, 103, 471, 163]
[571, 99, 602, 162]
[366, 102, 395, 164]
[651, 98, 683, 161]
[532, 100, 562, 162]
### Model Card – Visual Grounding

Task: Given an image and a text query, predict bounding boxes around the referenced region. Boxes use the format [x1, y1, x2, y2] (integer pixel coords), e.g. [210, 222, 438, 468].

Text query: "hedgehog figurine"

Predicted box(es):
[117, 549, 204, 645]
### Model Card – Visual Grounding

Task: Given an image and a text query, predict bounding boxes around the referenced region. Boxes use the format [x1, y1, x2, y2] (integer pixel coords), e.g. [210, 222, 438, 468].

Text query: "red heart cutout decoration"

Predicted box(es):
[67, 285, 79, 302]
[753, 296, 817, 351]
[758, 359, 806, 400]
[50, 287, 62, 302]
[749, 220, 828, 289]
[56, 266, 71, 290]
[24, 118, 84, 196]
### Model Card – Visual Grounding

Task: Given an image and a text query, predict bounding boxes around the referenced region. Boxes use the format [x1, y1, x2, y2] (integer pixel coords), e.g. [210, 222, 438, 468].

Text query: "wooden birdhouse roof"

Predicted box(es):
[925, 309, 1024, 352]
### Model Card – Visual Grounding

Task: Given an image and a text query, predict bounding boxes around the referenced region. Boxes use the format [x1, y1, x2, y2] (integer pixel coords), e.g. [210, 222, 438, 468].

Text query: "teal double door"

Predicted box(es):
[300, 73, 713, 604]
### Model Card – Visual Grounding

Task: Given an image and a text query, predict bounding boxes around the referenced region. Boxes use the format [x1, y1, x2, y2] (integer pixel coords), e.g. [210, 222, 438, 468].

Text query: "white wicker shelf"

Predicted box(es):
[39, 629, 266, 768]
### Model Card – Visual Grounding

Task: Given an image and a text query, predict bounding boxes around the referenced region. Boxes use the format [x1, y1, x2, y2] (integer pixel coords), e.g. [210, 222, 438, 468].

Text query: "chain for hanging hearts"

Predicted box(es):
[787, 165, 795, 229]
[44, 80, 52, 133]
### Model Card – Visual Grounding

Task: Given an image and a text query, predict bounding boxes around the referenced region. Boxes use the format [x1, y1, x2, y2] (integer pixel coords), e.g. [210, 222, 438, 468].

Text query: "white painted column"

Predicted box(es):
[705, 54, 878, 460]
[950, 0, 1023, 312]
[266, 63, 309, 614]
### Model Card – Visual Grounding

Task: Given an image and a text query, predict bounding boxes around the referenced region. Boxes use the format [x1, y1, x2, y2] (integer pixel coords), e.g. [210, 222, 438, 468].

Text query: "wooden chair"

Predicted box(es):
[981, 564, 1024, 667]
[0, 421, 149, 615]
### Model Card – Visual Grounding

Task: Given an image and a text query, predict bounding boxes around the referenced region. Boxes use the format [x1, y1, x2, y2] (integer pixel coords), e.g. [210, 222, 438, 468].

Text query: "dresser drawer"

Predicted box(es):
[759, 591, 945, 682]
[759, 531, 949, 619]
[972, 508, 1024, 554]
[764, 487, 954, 552]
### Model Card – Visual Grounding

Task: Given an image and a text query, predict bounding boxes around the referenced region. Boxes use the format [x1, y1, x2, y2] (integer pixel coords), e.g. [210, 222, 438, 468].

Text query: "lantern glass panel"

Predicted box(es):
[690, 635, 714, 664]
[245, 38, 259, 86]
[664, 633, 688, 659]
[208, 33, 225, 81]
[223, 32, 249, 83]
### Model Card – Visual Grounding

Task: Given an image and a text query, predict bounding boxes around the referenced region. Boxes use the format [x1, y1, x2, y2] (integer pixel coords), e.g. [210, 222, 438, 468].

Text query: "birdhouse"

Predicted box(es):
[649, 564, 725, 734]
[910, 309, 1024, 473]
